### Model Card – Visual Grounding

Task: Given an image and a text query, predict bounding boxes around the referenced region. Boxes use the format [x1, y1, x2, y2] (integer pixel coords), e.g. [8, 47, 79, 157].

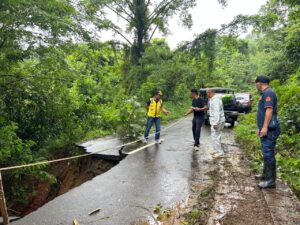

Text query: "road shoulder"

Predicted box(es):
[159, 134, 300, 225]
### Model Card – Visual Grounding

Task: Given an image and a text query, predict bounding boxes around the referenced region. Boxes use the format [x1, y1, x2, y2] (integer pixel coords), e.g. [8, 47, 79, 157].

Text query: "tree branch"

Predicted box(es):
[147, 23, 160, 42]
[146, 9, 170, 43]
[148, 0, 174, 20]
[0, 38, 6, 50]
[104, 4, 131, 23]
[146, 0, 175, 30]
[146, 0, 151, 8]
[112, 1, 134, 19]
[109, 25, 133, 46]
[122, 0, 135, 14]
[145, 0, 175, 33]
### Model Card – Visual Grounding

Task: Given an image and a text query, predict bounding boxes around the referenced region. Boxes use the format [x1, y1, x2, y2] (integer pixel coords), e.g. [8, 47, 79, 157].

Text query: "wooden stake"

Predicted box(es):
[0, 172, 9, 225]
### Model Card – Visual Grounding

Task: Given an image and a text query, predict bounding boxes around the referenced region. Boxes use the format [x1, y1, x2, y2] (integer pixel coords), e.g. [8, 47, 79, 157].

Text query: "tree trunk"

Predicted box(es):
[131, 0, 148, 64]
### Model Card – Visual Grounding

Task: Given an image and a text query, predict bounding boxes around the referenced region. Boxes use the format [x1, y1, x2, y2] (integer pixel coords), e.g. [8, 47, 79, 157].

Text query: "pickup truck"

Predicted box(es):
[200, 88, 240, 128]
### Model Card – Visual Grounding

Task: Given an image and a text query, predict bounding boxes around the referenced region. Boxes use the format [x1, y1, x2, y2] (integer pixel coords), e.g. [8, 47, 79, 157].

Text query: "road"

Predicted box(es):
[12, 117, 219, 225]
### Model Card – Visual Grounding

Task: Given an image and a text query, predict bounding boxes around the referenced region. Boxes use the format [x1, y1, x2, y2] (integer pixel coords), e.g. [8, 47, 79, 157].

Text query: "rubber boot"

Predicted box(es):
[255, 163, 267, 180]
[258, 164, 276, 189]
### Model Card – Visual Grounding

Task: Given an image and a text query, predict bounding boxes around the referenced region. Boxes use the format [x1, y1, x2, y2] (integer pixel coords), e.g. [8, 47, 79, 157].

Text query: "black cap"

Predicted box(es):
[255, 75, 270, 84]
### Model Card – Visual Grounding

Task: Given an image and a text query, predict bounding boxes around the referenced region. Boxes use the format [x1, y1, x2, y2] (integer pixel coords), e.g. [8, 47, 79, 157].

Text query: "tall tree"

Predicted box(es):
[83, 0, 227, 63]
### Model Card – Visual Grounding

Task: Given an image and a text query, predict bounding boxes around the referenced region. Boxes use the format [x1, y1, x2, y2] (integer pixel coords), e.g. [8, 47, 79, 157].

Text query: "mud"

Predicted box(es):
[207, 145, 274, 225]
[11, 154, 116, 217]
[151, 129, 300, 225]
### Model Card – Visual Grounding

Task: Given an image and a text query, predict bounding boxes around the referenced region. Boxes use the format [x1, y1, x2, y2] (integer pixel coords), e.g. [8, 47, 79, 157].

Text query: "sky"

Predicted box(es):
[100, 0, 267, 49]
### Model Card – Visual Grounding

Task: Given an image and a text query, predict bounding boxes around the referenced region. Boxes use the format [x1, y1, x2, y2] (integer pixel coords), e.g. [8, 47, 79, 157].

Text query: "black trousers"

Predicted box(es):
[192, 116, 204, 146]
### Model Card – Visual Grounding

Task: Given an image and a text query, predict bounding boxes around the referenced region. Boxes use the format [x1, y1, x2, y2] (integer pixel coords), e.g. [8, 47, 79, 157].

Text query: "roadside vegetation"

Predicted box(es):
[235, 0, 300, 197]
[0, 0, 299, 210]
[236, 74, 300, 197]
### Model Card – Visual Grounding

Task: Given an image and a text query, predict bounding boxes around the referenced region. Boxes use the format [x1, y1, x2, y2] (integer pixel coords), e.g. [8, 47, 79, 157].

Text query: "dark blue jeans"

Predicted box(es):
[260, 126, 280, 167]
[192, 116, 204, 146]
[144, 117, 161, 140]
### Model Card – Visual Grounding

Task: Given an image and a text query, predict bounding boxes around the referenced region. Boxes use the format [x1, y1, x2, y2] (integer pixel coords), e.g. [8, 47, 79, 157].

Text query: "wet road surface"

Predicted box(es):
[12, 118, 217, 225]
[78, 136, 123, 160]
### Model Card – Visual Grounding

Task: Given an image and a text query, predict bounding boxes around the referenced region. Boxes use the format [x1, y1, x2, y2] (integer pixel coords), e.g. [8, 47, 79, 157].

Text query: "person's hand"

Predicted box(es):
[166, 111, 171, 115]
[256, 129, 260, 137]
[260, 127, 268, 137]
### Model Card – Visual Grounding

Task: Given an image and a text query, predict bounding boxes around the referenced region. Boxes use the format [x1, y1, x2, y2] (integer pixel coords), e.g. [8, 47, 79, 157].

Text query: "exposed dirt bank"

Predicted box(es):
[9, 153, 117, 217]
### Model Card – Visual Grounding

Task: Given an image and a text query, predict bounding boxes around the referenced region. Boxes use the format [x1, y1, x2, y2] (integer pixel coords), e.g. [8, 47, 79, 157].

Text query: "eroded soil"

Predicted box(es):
[10, 154, 116, 217]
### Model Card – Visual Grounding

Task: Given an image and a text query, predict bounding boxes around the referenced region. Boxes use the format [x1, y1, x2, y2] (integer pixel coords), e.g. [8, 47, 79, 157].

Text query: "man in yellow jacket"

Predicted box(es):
[143, 90, 170, 144]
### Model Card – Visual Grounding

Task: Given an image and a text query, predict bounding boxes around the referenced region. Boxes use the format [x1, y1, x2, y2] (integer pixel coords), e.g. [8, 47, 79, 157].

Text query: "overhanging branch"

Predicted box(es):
[104, 4, 131, 23]
[110, 26, 133, 46]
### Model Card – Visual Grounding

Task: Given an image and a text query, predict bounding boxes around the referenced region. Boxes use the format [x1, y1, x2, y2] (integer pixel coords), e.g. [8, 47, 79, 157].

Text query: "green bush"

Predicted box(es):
[222, 95, 234, 106]
[235, 113, 262, 172]
[116, 97, 146, 140]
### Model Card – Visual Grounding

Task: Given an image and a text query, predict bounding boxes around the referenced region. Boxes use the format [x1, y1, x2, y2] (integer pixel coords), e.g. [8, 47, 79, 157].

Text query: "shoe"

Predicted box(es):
[193, 146, 200, 151]
[257, 164, 276, 189]
[254, 174, 265, 180]
[142, 139, 148, 144]
[155, 139, 163, 144]
[258, 180, 276, 189]
[255, 163, 267, 180]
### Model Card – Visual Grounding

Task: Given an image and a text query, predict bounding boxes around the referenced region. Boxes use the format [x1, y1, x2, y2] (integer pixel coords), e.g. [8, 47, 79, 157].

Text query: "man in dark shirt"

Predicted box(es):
[255, 75, 280, 189]
[184, 89, 207, 151]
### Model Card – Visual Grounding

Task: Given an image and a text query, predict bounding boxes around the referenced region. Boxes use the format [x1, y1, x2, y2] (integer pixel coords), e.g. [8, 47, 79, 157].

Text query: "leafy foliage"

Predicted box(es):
[116, 97, 145, 140]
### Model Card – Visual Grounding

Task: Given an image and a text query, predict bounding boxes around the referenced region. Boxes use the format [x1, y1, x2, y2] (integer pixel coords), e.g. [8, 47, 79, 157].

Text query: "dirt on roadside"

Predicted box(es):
[207, 144, 274, 225]
[148, 142, 300, 225]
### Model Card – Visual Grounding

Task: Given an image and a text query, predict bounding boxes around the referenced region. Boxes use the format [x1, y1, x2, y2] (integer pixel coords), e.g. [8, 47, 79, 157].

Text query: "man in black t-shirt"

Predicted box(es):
[184, 89, 208, 151]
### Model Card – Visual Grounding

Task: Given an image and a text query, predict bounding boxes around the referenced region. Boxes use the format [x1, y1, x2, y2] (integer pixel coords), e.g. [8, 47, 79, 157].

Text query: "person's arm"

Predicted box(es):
[210, 99, 220, 128]
[162, 107, 170, 115]
[260, 92, 275, 137]
[192, 105, 208, 111]
[145, 100, 150, 110]
[184, 108, 194, 117]
[260, 108, 273, 137]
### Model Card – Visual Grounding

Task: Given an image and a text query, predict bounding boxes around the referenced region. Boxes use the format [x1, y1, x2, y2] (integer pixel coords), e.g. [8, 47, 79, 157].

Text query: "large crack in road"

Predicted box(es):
[11, 118, 300, 225]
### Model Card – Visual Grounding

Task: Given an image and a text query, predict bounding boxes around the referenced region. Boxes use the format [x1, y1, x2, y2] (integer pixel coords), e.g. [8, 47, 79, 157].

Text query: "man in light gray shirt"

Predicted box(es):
[207, 89, 226, 158]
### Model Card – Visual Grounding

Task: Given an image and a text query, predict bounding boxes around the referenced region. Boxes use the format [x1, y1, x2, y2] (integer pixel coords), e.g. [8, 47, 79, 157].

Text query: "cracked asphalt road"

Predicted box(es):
[12, 118, 224, 225]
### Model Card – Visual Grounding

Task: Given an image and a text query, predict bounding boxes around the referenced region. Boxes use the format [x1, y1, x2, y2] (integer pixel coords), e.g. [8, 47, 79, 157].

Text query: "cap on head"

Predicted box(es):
[155, 90, 163, 96]
[255, 75, 270, 84]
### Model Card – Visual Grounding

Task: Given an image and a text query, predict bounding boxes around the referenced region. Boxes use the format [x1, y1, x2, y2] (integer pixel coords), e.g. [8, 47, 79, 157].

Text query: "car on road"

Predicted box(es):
[200, 87, 240, 128]
[235, 93, 253, 113]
